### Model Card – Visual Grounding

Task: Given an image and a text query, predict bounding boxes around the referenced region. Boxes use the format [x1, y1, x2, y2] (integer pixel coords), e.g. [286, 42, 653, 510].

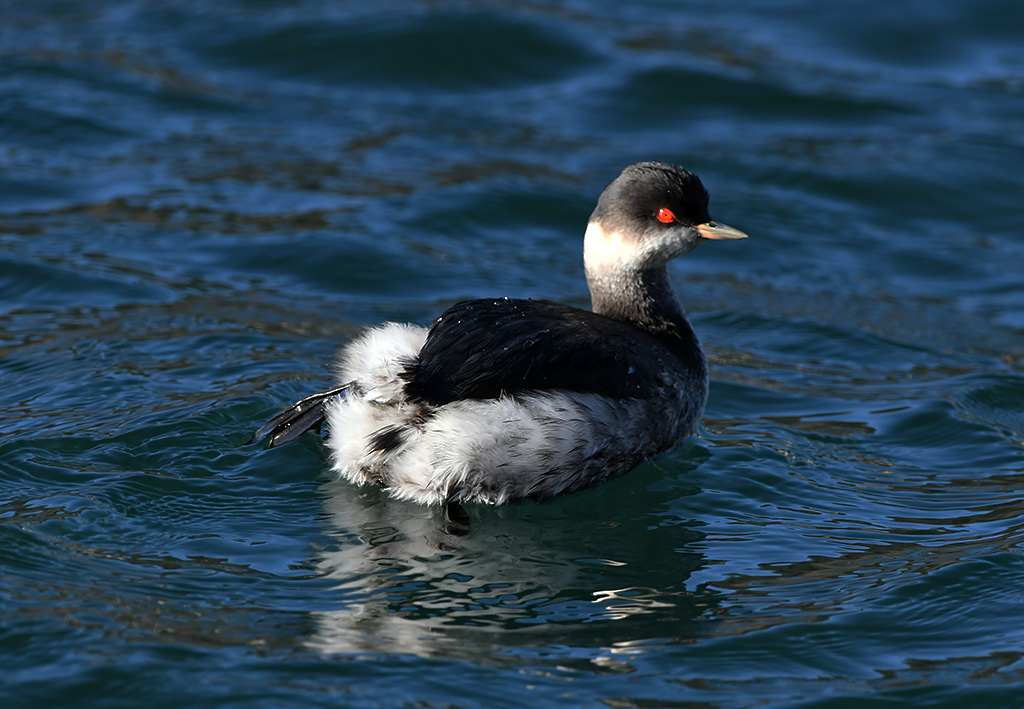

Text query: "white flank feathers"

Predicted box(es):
[324, 323, 693, 506]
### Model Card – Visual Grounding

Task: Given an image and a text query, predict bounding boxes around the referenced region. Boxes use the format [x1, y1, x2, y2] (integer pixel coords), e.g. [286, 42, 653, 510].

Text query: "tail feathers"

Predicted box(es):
[248, 384, 353, 448]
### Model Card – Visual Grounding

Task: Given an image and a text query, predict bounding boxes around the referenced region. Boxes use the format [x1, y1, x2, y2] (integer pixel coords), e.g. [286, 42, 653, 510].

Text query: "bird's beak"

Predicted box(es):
[697, 221, 748, 240]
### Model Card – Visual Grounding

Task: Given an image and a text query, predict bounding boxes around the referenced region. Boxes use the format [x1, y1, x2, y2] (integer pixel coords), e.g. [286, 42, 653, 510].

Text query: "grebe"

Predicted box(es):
[250, 162, 746, 516]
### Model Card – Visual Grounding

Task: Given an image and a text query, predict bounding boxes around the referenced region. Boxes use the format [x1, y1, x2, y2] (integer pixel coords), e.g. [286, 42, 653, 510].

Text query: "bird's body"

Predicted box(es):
[251, 162, 746, 510]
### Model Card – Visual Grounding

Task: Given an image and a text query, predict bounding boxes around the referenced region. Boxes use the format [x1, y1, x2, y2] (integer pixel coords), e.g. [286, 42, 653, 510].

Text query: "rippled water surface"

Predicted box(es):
[3, 1, 1023, 707]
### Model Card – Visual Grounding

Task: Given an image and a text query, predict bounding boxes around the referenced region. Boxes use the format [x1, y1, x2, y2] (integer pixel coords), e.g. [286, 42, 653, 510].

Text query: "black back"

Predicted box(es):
[401, 298, 702, 407]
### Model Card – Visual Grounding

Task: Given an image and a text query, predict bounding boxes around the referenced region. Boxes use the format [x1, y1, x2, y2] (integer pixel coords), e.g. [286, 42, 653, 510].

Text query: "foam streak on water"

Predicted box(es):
[1, 1, 1023, 707]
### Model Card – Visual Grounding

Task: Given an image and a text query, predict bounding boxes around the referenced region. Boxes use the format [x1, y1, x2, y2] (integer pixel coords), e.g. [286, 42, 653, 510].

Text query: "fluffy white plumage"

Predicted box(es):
[327, 323, 696, 506]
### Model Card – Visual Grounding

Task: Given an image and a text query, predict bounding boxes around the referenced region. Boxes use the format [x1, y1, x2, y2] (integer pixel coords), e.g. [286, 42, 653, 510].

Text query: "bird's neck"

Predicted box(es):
[586, 263, 695, 342]
[583, 220, 703, 365]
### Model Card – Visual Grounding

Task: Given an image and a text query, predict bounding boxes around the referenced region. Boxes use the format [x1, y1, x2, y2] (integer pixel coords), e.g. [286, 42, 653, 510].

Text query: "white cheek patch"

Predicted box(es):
[583, 221, 641, 272]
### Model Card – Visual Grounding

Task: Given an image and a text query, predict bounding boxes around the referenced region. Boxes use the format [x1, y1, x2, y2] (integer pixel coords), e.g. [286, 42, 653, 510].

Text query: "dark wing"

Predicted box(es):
[402, 298, 669, 406]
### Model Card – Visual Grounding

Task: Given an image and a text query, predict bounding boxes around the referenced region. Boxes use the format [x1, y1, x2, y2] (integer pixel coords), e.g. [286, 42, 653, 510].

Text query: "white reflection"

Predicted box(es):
[304, 476, 710, 664]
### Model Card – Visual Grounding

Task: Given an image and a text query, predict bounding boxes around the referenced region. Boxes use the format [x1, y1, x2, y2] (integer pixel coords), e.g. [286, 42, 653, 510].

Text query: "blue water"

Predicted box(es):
[2, 1, 1023, 707]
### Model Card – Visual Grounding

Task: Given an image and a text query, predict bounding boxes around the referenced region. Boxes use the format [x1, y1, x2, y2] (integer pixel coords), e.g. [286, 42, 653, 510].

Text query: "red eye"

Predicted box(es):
[656, 207, 675, 223]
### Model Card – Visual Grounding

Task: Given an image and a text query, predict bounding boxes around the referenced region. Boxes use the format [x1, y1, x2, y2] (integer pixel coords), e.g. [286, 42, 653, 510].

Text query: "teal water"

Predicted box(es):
[2, 1, 1023, 707]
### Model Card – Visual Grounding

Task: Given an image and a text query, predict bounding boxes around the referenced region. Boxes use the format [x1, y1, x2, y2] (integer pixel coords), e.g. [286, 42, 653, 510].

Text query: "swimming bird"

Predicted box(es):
[250, 162, 746, 520]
